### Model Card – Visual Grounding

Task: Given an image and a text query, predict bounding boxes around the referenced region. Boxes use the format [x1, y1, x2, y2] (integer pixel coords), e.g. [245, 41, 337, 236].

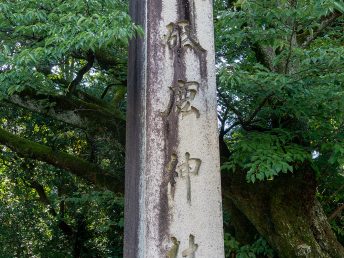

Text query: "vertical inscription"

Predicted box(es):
[126, 0, 224, 256]
[161, 1, 218, 256]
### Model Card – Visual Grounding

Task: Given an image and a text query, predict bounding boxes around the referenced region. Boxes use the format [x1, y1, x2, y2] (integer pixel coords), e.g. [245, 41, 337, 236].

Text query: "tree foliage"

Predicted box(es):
[0, 0, 137, 256]
[216, 0, 344, 255]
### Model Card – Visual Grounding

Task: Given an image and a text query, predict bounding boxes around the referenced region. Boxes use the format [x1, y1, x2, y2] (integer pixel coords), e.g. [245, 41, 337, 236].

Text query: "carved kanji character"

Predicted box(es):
[182, 235, 198, 258]
[171, 80, 200, 118]
[166, 236, 180, 258]
[166, 21, 205, 53]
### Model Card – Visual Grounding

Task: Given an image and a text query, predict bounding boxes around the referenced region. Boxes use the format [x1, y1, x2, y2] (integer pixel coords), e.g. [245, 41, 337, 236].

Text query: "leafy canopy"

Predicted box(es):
[0, 0, 137, 256]
[0, 0, 142, 97]
[216, 0, 344, 183]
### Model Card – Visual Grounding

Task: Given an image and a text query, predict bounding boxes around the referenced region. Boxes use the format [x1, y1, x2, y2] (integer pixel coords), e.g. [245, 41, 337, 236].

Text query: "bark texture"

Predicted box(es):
[222, 168, 344, 257]
[8, 89, 125, 140]
[0, 127, 123, 193]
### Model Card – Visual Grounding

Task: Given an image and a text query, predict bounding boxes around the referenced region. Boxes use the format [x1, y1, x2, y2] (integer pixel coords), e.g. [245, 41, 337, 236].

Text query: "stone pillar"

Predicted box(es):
[124, 1, 225, 257]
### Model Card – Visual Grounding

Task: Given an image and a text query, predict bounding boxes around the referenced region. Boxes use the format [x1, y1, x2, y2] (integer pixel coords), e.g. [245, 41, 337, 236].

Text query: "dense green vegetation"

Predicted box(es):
[216, 0, 344, 256]
[0, 0, 134, 256]
[0, 0, 343, 257]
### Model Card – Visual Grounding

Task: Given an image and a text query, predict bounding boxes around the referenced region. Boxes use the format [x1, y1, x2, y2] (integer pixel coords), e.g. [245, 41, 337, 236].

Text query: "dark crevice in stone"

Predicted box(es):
[178, 0, 191, 21]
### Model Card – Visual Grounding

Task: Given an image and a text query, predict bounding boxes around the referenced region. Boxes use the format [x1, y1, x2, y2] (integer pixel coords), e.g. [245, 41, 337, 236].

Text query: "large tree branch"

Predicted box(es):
[252, 44, 276, 72]
[7, 89, 125, 139]
[284, 23, 297, 74]
[223, 121, 240, 134]
[302, 11, 342, 48]
[245, 93, 274, 125]
[68, 51, 95, 94]
[29, 180, 57, 216]
[328, 203, 344, 221]
[218, 89, 272, 133]
[218, 90, 245, 124]
[28, 180, 74, 236]
[71, 48, 124, 70]
[0, 127, 124, 194]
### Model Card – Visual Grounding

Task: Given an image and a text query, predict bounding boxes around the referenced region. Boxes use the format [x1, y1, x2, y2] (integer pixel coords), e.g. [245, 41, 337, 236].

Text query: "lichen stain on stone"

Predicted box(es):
[146, 1, 174, 255]
[166, 236, 180, 258]
[159, 95, 180, 253]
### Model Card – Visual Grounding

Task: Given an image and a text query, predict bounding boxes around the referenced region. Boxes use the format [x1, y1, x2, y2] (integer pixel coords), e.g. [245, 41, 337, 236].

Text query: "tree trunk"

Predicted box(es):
[222, 167, 344, 257]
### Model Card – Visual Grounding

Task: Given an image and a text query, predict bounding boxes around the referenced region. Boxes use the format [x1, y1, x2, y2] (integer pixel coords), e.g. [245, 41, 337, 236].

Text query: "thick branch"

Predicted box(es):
[302, 11, 342, 48]
[219, 133, 232, 162]
[218, 108, 233, 161]
[8, 89, 125, 137]
[71, 49, 123, 70]
[252, 44, 276, 72]
[29, 180, 57, 216]
[101, 84, 115, 99]
[284, 24, 297, 75]
[245, 93, 274, 125]
[218, 90, 245, 124]
[0, 127, 124, 194]
[219, 107, 230, 131]
[29, 180, 74, 236]
[224, 121, 240, 134]
[328, 203, 344, 221]
[68, 51, 95, 94]
[218, 89, 272, 133]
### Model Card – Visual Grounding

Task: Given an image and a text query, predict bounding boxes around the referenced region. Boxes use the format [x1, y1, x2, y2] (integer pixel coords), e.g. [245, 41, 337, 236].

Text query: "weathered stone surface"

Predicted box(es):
[125, 1, 224, 257]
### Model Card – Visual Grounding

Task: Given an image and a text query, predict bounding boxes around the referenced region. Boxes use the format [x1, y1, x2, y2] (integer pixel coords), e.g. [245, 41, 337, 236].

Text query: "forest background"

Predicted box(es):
[0, 0, 343, 257]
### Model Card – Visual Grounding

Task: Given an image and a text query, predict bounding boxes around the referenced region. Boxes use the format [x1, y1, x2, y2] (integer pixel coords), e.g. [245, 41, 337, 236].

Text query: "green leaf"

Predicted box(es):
[334, 1, 344, 13]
